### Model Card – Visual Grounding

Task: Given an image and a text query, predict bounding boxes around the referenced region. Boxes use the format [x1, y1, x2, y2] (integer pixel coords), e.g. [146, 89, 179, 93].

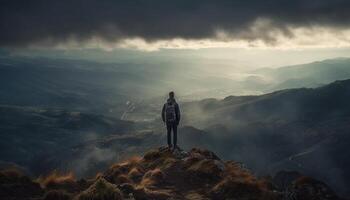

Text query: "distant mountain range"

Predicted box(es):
[1, 55, 350, 107]
[252, 57, 350, 92]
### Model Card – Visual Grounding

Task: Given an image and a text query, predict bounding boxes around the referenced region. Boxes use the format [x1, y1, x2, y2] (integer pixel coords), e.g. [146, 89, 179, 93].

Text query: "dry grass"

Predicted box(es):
[143, 150, 162, 161]
[185, 159, 222, 184]
[190, 148, 220, 160]
[104, 156, 142, 184]
[212, 177, 261, 197]
[133, 186, 172, 200]
[76, 177, 123, 200]
[115, 174, 132, 185]
[36, 171, 80, 193]
[117, 156, 142, 172]
[140, 168, 164, 187]
[37, 170, 76, 190]
[209, 160, 280, 200]
[187, 159, 221, 175]
[128, 167, 143, 182]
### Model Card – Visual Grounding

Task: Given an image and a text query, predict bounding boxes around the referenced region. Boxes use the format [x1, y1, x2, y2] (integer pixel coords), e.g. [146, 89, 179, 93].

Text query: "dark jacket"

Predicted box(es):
[162, 98, 180, 124]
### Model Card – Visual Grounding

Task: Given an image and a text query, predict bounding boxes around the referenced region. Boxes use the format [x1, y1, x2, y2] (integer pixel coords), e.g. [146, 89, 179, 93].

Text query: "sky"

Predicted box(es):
[2, 0, 350, 68]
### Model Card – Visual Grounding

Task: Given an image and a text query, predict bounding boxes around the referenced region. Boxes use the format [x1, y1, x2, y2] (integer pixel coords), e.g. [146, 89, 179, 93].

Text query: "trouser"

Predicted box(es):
[166, 122, 177, 146]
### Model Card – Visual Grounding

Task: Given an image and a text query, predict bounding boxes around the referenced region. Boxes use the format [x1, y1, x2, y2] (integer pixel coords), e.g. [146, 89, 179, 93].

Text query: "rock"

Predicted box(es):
[189, 148, 220, 160]
[213, 160, 225, 171]
[273, 170, 303, 191]
[285, 176, 340, 200]
[118, 183, 135, 195]
[172, 148, 189, 159]
[0, 168, 43, 200]
[42, 189, 72, 200]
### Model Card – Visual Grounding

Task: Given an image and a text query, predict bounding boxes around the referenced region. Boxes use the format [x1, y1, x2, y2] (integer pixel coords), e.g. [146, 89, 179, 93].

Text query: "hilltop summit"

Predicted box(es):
[0, 147, 343, 200]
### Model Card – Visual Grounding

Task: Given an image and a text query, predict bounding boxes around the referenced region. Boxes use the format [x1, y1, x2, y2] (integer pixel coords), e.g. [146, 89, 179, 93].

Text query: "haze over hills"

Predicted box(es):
[180, 79, 350, 195]
[1, 54, 350, 106]
[1, 55, 350, 197]
[0, 54, 245, 104]
[254, 57, 350, 91]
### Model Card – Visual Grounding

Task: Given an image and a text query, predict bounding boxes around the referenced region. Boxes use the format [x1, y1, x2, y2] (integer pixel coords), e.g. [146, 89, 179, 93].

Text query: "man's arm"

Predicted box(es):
[175, 103, 181, 124]
[161, 104, 166, 122]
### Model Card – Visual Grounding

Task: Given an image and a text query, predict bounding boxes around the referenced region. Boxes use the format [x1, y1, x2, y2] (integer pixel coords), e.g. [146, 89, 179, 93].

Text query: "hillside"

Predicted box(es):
[0, 105, 140, 176]
[253, 57, 350, 91]
[183, 78, 350, 126]
[180, 79, 350, 196]
[0, 147, 343, 200]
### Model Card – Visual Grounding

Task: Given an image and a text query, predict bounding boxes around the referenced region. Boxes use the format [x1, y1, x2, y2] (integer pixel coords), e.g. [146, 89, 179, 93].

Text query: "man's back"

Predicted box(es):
[162, 98, 180, 125]
[162, 91, 181, 149]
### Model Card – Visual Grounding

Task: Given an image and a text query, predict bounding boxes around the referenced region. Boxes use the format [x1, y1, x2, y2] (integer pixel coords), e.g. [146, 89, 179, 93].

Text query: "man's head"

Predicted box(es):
[169, 91, 175, 99]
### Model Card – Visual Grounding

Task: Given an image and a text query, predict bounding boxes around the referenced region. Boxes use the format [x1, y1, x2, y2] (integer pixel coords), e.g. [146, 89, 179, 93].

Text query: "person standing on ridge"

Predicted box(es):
[162, 91, 181, 150]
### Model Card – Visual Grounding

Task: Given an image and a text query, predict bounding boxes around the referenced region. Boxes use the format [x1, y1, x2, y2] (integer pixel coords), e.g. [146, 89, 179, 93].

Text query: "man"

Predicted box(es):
[162, 91, 181, 149]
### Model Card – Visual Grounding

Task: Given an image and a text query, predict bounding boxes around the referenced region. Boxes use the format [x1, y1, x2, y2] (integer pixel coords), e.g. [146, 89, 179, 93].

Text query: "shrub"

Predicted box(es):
[128, 167, 143, 182]
[140, 168, 164, 187]
[76, 178, 123, 200]
[37, 170, 75, 188]
[104, 156, 142, 184]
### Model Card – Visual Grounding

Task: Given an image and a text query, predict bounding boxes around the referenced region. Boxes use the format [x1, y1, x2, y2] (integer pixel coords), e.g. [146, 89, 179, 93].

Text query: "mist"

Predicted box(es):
[4, 47, 350, 102]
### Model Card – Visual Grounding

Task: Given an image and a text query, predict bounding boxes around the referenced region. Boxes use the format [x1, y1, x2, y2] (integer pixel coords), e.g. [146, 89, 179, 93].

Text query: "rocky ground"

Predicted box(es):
[0, 147, 345, 200]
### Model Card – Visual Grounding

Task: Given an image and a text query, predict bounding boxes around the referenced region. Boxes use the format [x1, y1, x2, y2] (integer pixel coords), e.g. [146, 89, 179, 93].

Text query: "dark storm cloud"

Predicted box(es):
[1, 0, 350, 47]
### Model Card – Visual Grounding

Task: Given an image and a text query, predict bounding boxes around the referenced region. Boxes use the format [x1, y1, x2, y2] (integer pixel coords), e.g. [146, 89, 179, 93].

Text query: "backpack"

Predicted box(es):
[165, 103, 176, 123]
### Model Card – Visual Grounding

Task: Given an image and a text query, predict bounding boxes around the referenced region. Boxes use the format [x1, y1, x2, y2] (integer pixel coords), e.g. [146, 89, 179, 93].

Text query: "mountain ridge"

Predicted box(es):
[0, 147, 345, 200]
